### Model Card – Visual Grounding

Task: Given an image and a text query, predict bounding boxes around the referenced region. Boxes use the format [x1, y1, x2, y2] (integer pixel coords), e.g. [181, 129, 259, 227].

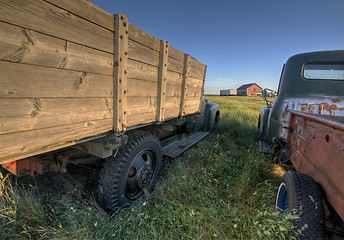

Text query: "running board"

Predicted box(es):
[162, 131, 209, 158]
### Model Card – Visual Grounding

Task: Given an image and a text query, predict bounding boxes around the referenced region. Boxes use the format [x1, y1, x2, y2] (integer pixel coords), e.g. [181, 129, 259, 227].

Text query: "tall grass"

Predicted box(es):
[0, 96, 299, 239]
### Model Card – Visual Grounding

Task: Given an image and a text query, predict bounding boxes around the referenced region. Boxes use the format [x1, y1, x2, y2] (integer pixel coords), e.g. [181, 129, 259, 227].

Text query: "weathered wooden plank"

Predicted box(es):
[0, 118, 113, 164]
[0, 0, 113, 53]
[198, 65, 207, 112]
[167, 57, 184, 74]
[166, 83, 182, 98]
[0, 98, 113, 135]
[180, 54, 191, 116]
[127, 97, 157, 109]
[164, 108, 180, 120]
[165, 97, 182, 109]
[190, 57, 206, 71]
[113, 14, 129, 132]
[128, 40, 160, 67]
[127, 59, 159, 82]
[44, 0, 114, 31]
[189, 65, 205, 79]
[128, 23, 160, 51]
[0, 61, 113, 98]
[166, 71, 183, 85]
[187, 76, 204, 89]
[127, 106, 156, 116]
[0, 21, 113, 75]
[126, 112, 156, 127]
[169, 46, 184, 62]
[156, 40, 169, 122]
[127, 79, 158, 98]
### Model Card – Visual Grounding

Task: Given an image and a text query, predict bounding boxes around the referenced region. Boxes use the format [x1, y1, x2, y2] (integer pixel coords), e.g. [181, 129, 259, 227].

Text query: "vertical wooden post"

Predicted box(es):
[179, 54, 190, 117]
[113, 14, 129, 132]
[198, 65, 207, 112]
[156, 40, 169, 122]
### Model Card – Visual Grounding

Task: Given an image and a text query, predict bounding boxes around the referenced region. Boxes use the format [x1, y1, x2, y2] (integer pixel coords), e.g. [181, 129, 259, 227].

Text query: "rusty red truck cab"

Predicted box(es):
[259, 50, 344, 239]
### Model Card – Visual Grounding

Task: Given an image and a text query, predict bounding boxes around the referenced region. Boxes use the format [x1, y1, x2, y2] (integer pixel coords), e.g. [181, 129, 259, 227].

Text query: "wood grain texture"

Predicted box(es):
[0, 22, 113, 75]
[180, 54, 191, 116]
[0, 0, 113, 53]
[0, 61, 113, 98]
[0, 98, 112, 135]
[167, 57, 184, 74]
[127, 79, 158, 98]
[113, 14, 129, 132]
[126, 112, 156, 127]
[169, 46, 184, 62]
[189, 66, 205, 79]
[190, 57, 206, 71]
[44, 0, 114, 31]
[128, 40, 160, 67]
[198, 65, 207, 112]
[127, 59, 158, 82]
[128, 23, 160, 51]
[0, 118, 113, 164]
[157, 40, 169, 122]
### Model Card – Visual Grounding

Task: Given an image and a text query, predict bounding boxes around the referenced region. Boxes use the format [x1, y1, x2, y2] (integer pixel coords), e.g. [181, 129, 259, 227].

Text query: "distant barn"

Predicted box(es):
[220, 89, 237, 96]
[237, 83, 262, 96]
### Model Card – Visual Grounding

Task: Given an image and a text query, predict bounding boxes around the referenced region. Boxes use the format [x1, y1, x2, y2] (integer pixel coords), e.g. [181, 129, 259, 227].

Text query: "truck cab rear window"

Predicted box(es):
[303, 63, 344, 80]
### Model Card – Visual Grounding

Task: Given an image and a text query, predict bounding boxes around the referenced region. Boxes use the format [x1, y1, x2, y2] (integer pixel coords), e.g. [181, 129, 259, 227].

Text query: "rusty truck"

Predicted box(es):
[259, 50, 344, 239]
[0, 0, 220, 212]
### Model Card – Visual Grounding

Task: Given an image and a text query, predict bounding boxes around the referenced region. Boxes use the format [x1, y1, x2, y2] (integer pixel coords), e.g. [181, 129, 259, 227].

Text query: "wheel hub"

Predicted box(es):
[138, 165, 153, 188]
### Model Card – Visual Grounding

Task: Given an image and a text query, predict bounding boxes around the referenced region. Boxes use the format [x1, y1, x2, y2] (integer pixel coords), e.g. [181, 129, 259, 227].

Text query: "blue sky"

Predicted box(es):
[91, 0, 344, 94]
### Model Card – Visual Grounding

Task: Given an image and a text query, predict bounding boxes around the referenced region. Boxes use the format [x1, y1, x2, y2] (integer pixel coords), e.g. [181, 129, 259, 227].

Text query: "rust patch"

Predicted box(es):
[300, 102, 344, 115]
[332, 98, 343, 103]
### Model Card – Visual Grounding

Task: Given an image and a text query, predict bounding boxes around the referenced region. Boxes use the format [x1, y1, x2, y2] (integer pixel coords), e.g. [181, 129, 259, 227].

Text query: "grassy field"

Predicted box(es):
[0, 96, 299, 239]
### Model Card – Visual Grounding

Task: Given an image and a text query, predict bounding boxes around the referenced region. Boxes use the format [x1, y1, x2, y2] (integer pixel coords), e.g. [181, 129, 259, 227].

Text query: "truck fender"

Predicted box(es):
[258, 107, 271, 141]
[205, 102, 220, 131]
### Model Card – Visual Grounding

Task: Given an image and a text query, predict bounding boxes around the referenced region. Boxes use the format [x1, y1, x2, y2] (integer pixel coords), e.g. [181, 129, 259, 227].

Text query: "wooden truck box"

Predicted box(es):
[0, 0, 207, 164]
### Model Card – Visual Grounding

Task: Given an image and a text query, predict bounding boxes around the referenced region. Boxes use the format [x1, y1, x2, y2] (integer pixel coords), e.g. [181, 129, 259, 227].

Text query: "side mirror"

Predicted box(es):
[261, 88, 274, 107]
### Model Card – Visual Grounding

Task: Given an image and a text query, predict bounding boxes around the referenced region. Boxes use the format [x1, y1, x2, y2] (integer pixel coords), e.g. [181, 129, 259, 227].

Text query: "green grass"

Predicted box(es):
[0, 96, 299, 239]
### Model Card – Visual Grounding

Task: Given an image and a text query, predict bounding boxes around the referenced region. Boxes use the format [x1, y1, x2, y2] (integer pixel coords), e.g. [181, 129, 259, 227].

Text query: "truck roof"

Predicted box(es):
[278, 50, 344, 97]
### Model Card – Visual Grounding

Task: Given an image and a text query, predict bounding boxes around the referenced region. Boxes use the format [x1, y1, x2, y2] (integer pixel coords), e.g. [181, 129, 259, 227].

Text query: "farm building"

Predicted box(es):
[237, 83, 262, 96]
[220, 89, 237, 96]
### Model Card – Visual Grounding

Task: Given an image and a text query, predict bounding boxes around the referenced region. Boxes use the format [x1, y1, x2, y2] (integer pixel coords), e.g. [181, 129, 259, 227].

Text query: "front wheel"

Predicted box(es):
[97, 131, 162, 213]
[276, 171, 325, 239]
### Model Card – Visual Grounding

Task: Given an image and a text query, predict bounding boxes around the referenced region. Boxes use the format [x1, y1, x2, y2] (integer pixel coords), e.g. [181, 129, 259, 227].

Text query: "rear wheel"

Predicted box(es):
[97, 131, 162, 213]
[276, 171, 325, 239]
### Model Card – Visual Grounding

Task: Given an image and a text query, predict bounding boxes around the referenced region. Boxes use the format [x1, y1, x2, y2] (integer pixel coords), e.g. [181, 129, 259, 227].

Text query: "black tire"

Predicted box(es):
[97, 131, 162, 213]
[275, 171, 325, 239]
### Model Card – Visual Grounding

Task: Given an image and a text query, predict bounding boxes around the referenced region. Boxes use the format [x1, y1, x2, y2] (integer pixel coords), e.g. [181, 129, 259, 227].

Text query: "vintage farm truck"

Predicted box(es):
[259, 50, 344, 239]
[0, 0, 220, 212]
